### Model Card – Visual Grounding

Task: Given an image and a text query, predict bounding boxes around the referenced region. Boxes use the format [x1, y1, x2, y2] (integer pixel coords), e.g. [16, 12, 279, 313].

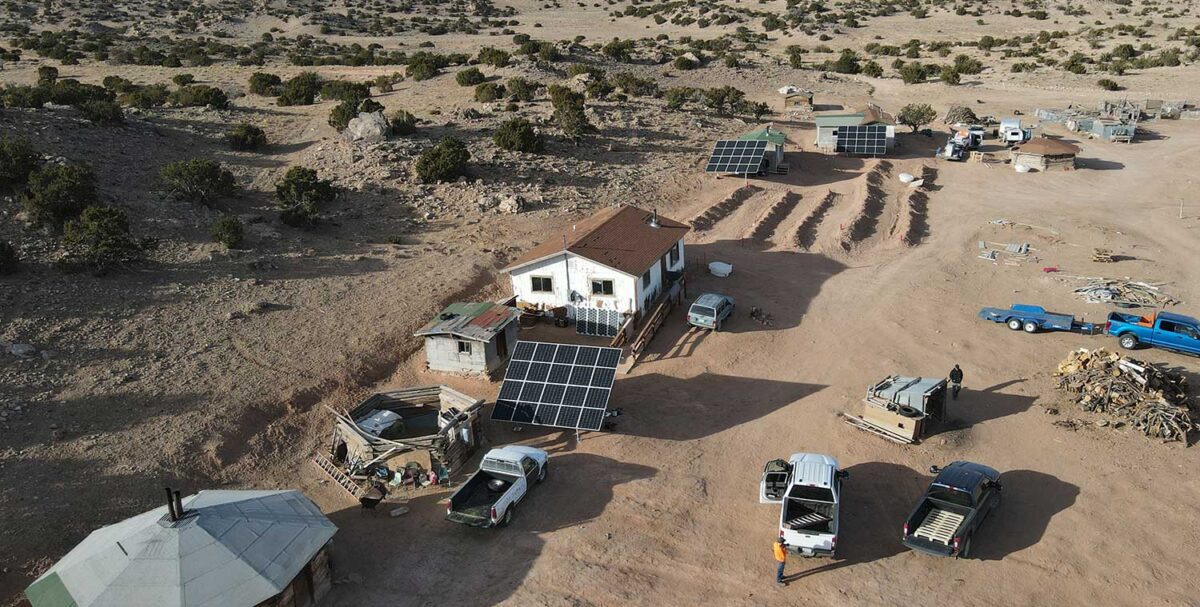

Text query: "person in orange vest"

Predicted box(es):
[773, 538, 789, 585]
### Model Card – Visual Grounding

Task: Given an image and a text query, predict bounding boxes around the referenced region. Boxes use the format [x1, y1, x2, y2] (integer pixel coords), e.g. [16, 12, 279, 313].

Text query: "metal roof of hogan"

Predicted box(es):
[413, 302, 521, 342]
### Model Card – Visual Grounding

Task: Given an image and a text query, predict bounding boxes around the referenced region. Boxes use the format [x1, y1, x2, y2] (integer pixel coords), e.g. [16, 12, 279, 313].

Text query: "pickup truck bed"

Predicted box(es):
[913, 508, 965, 544]
[448, 471, 518, 521]
[784, 500, 834, 534]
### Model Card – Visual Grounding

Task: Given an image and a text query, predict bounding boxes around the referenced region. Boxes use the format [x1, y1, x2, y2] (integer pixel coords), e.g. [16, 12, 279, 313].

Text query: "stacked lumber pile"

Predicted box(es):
[1092, 248, 1114, 263]
[1072, 279, 1176, 306]
[1055, 348, 1195, 442]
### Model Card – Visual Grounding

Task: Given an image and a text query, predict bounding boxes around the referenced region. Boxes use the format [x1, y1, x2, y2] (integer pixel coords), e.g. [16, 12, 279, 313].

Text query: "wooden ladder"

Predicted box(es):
[312, 453, 364, 499]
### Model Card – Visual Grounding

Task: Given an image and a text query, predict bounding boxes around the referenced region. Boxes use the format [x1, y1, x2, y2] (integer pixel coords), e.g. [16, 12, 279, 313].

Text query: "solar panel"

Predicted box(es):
[704, 140, 768, 174]
[835, 125, 887, 155]
[491, 341, 621, 431]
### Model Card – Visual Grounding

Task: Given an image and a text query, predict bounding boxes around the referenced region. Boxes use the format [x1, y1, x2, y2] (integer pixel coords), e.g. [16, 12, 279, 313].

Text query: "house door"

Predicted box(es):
[495, 333, 509, 360]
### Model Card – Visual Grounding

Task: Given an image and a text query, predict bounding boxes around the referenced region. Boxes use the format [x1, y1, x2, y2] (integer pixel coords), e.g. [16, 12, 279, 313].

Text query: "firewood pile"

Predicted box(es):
[1054, 348, 1195, 442]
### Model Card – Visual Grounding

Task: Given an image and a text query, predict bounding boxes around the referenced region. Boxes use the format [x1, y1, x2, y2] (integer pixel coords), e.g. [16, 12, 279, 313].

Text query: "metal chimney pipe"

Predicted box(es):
[173, 491, 184, 520]
[165, 487, 177, 521]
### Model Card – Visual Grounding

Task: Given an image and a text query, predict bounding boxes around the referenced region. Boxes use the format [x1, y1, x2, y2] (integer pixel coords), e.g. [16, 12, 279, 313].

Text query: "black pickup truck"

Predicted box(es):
[901, 461, 1001, 558]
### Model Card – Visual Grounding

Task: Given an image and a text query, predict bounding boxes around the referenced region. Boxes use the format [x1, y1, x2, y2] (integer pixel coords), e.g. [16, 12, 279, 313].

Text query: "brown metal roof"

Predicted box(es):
[1012, 138, 1081, 156]
[503, 205, 690, 276]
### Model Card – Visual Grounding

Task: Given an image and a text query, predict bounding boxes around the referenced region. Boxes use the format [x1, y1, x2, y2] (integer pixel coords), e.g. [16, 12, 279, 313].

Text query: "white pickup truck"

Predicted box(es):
[760, 453, 847, 557]
[446, 445, 548, 528]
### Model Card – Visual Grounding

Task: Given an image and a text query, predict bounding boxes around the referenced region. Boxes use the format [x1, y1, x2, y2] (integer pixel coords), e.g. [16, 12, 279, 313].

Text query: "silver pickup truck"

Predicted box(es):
[446, 445, 548, 528]
[760, 453, 847, 557]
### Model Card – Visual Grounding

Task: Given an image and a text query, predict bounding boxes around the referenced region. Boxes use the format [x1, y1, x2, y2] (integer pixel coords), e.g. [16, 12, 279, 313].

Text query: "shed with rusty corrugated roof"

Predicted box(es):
[415, 302, 521, 374]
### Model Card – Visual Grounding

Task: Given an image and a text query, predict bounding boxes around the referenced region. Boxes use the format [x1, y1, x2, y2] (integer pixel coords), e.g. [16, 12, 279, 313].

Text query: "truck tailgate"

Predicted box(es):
[446, 509, 491, 526]
[913, 508, 964, 545]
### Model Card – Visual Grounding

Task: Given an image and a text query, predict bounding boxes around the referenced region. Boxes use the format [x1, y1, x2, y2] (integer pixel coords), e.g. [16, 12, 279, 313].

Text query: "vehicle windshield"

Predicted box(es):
[928, 486, 973, 508]
[691, 305, 716, 318]
[787, 484, 834, 503]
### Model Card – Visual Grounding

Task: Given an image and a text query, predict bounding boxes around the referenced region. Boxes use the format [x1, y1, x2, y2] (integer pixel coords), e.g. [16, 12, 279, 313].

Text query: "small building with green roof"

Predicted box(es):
[738, 124, 788, 173]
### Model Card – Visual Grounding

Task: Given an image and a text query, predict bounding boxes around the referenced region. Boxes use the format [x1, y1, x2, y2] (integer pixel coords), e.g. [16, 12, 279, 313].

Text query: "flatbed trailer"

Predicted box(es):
[978, 304, 1099, 334]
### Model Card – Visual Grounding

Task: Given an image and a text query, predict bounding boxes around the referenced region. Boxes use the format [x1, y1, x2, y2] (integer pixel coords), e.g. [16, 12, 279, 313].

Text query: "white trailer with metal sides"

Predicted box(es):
[759, 453, 847, 557]
[998, 118, 1032, 146]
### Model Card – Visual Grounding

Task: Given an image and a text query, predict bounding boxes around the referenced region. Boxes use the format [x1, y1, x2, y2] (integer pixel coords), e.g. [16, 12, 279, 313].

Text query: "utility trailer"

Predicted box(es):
[978, 304, 1099, 335]
[841, 376, 947, 444]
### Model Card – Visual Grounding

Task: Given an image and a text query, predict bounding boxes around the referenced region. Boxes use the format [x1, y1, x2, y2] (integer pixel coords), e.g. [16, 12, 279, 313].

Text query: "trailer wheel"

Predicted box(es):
[1006, 319, 1022, 331]
[1119, 334, 1139, 350]
[1023, 321, 1039, 333]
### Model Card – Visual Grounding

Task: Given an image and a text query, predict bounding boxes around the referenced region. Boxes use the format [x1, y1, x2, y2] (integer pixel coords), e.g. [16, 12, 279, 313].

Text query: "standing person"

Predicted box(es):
[949, 364, 964, 399]
[773, 538, 788, 586]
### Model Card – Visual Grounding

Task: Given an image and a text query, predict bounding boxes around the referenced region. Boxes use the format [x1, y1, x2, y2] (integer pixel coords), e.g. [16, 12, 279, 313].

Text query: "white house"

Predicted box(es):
[503, 205, 689, 334]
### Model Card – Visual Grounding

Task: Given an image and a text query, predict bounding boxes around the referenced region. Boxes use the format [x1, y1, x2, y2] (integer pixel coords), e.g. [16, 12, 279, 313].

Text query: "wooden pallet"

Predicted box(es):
[839, 412, 915, 444]
[312, 453, 364, 499]
[913, 509, 964, 544]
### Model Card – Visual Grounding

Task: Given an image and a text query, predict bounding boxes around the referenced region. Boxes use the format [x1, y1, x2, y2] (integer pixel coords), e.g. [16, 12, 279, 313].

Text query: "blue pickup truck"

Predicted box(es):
[978, 304, 1098, 335]
[1106, 311, 1200, 355]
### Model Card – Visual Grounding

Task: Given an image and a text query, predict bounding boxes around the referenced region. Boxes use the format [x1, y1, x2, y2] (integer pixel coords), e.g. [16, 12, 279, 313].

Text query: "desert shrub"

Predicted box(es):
[414, 138, 470, 183]
[390, 110, 418, 135]
[663, 86, 698, 111]
[493, 118, 544, 153]
[119, 84, 169, 109]
[1097, 78, 1122, 91]
[0, 135, 39, 188]
[211, 216, 244, 248]
[610, 73, 657, 97]
[477, 47, 510, 67]
[23, 163, 96, 229]
[898, 103, 937, 131]
[940, 66, 961, 85]
[328, 99, 359, 131]
[474, 82, 505, 102]
[585, 79, 614, 99]
[102, 76, 136, 93]
[160, 159, 236, 207]
[227, 123, 267, 150]
[944, 104, 978, 125]
[172, 73, 195, 86]
[275, 166, 335, 227]
[0, 240, 17, 275]
[673, 55, 698, 70]
[507, 77, 540, 101]
[168, 85, 229, 108]
[406, 52, 449, 81]
[248, 72, 282, 95]
[953, 54, 984, 74]
[277, 72, 321, 106]
[320, 80, 370, 102]
[77, 99, 124, 124]
[60, 206, 144, 271]
[785, 45, 805, 68]
[548, 85, 591, 141]
[46, 80, 113, 106]
[1, 85, 48, 108]
[37, 65, 59, 87]
[703, 86, 745, 115]
[456, 67, 487, 86]
[359, 99, 384, 114]
[829, 50, 862, 74]
[900, 62, 928, 84]
[862, 61, 883, 77]
[602, 38, 636, 62]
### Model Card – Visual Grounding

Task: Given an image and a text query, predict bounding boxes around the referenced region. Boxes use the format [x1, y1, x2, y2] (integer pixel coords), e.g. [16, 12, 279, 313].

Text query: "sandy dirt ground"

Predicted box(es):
[4, 4, 1200, 606]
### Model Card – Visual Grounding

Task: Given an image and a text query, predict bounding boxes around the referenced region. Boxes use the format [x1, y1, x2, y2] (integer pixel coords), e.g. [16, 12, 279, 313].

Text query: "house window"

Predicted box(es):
[669, 241, 682, 266]
[591, 279, 614, 296]
[641, 270, 651, 289]
[457, 341, 472, 354]
[531, 276, 553, 293]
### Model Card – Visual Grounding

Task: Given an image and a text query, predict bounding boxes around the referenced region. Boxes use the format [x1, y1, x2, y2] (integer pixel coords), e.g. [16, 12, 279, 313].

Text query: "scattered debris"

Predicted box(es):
[1071, 279, 1177, 306]
[1092, 248, 1114, 263]
[749, 307, 774, 326]
[1054, 348, 1194, 442]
